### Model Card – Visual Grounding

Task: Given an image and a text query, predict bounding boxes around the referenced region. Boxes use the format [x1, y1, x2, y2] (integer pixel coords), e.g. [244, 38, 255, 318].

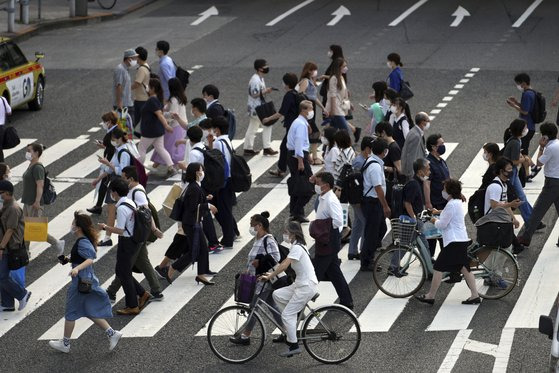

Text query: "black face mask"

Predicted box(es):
[261, 67, 270, 74]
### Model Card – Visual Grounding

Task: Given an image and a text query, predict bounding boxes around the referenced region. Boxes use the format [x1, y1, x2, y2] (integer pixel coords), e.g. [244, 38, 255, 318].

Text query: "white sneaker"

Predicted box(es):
[108, 330, 122, 351]
[49, 339, 70, 353]
[18, 291, 31, 311]
[56, 240, 65, 256]
[234, 235, 243, 242]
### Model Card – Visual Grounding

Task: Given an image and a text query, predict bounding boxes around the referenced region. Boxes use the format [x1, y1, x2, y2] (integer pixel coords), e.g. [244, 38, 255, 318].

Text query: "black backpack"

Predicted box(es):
[219, 139, 252, 193]
[224, 109, 237, 140]
[35, 164, 57, 205]
[122, 202, 153, 244]
[174, 62, 190, 90]
[192, 147, 226, 193]
[528, 89, 547, 124]
[468, 180, 501, 224]
[344, 159, 377, 204]
[131, 189, 160, 243]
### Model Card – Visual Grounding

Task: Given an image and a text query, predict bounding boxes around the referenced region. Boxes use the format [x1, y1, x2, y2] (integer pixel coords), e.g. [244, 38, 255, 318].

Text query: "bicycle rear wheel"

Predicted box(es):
[302, 305, 361, 364]
[373, 245, 427, 298]
[207, 305, 265, 364]
[97, 0, 117, 10]
[471, 247, 518, 300]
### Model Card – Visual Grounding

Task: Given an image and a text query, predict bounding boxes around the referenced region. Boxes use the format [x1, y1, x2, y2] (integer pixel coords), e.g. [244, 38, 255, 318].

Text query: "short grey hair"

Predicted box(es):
[413, 158, 429, 174]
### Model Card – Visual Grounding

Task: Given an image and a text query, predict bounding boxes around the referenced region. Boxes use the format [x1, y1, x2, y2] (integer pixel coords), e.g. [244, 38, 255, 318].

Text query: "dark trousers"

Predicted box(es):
[95, 176, 109, 208]
[278, 132, 288, 173]
[520, 129, 535, 155]
[203, 211, 220, 247]
[361, 197, 387, 268]
[523, 177, 559, 241]
[215, 180, 235, 247]
[287, 153, 312, 219]
[172, 224, 210, 275]
[313, 253, 353, 307]
[115, 236, 145, 308]
[133, 100, 146, 128]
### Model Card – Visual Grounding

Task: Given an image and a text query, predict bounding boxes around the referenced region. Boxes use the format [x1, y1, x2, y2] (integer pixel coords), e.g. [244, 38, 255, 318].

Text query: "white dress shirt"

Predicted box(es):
[189, 142, 206, 165]
[540, 139, 559, 179]
[115, 197, 136, 237]
[434, 198, 469, 247]
[287, 115, 310, 158]
[215, 135, 233, 177]
[316, 189, 343, 232]
[362, 155, 385, 198]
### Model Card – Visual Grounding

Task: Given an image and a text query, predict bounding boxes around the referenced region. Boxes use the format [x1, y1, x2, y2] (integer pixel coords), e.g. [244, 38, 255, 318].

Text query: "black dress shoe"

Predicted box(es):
[461, 297, 481, 305]
[360, 266, 374, 272]
[537, 222, 546, 231]
[516, 236, 530, 247]
[348, 253, 360, 260]
[272, 334, 286, 343]
[512, 245, 525, 255]
[354, 127, 362, 143]
[229, 336, 250, 345]
[86, 206, 102, 215]
[342, 303, 354, 310]
[415, 294, 435, 305]
[98, 238, 113, 247]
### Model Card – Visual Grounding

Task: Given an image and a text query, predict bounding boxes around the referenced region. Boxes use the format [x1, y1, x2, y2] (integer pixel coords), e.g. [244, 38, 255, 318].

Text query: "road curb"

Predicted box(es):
[1, 0, 158, 42]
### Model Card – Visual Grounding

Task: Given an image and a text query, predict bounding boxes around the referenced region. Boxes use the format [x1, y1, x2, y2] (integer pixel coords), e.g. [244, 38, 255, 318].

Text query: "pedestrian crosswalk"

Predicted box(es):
[0, 132, 557, 350]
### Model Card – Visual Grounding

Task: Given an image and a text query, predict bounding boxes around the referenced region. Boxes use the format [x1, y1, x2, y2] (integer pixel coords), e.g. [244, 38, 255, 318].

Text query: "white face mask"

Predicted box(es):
[342, 66, 348, 74]
[327, 50, 333, 58]
[320, 136, 328, 145]
[442, 190, 450, 200]
[482, 152, 489, 161]
[315, 184, 322, 195]
[424, 122, 431, 130]
[129, 59, 138, 68]
[282, 233, 291, 243]
[249, 226, 257, 236]
[390, 105, 397, 113]
[25, 152, 32, 161]
[111, 140, 118, 147]
[202, 130, 209, 138]
[306, 110, 315, 120]
[521, 128, 529, 137]
[99, 121, 108, 130]
[312, 70, 318, 78]
[516, 84, 523, 91]
[387, 61, 393, 69]
[198, 171, 205, 182]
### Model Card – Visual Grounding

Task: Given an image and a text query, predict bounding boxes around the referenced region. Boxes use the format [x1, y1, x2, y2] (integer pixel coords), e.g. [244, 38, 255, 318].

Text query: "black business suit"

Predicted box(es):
[171, 182, 210, 275]
[95, 129, 116, 208]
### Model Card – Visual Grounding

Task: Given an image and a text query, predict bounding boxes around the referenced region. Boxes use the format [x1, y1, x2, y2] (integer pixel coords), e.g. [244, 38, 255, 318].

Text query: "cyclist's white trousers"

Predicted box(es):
[273, 282, 318, 344]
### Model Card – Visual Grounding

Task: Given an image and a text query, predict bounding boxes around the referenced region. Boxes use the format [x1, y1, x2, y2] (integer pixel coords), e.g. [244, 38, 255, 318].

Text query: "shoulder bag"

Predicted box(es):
[7, 242, 29, 270]
[78, 276, 92, 294]
[254, 90, 278, 127]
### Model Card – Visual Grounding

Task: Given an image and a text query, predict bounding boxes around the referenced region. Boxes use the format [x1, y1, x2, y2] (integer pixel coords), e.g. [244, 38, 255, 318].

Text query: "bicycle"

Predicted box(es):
[96, 0, 117, 10]
[372, 211, 519, 300]
[207, 291, 361, 364]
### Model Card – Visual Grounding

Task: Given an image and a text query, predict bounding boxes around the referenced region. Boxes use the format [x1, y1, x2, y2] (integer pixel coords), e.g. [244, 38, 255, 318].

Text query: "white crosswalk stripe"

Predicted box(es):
[0, 133, 557, 347]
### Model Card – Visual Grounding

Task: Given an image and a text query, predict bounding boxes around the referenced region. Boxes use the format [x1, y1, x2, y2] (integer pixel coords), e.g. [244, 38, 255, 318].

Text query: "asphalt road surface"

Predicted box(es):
[2, 0, 559, 372]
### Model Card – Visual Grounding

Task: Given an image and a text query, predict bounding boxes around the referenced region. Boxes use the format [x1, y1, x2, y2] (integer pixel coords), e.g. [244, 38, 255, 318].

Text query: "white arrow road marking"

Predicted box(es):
[326, 5, 350, 26]
[190, 6, 219, 26]
[512, 0, 544, 28]
[450, 6, 470, 27]
[266, 0, 314, 26]
[389, 0, 429, 26]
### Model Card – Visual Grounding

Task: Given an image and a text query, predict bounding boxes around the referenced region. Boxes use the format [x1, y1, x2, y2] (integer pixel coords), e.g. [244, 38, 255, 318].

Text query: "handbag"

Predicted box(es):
[24, 217, 48, 242]
[162, 183, 183, 217]
[3, 126, 20, 149]
[234, 273, 257, 304]
[399, 81, 414, 101]
[254, 91, 278, 126]
[78, 276, 92, 294]
[7, 243, 29, 270]
[341, 98, 351, 112]
[169, 186, 187, 221]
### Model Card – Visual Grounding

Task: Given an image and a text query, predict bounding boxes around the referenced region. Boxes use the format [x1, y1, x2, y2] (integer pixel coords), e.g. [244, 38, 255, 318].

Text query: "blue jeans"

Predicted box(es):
[330, 116, 351, 132]
[511, 167, 533, 222]
[349, 204, 365, 255]
[0, 254, 27, 308]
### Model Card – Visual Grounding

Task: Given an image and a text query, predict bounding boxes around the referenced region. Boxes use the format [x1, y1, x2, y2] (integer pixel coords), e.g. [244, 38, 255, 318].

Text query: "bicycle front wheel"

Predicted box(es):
[97, 0, 117, 10]
[207, 305, 265, 364]
[471, 247, 518, 300]
[302, 305, 361, 364]
[373, 245, 427, 298]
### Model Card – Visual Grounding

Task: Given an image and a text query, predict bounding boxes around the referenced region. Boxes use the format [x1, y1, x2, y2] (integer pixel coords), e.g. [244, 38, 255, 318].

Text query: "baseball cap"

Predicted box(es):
[123, 49, 138, 59]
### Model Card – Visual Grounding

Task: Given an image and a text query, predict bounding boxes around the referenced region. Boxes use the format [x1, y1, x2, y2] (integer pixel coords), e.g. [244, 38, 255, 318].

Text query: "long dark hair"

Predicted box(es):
[168, 77, 188, 105]
[251, 211, 270, 232]
[286, 221, 306, 245]
[74, 211, 99, 251]
[149, 78, 164, 103]
[331, 57, 345, 91]
[329, 45, 344, 60]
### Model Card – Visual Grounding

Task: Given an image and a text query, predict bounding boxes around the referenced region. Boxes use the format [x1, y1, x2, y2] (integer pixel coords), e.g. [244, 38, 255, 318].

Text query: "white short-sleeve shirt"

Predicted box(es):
[115, 197, 136, 237]
[484, 178, 506, 215]
[128, 185, 149, 208]
[288, 243, 318, 286]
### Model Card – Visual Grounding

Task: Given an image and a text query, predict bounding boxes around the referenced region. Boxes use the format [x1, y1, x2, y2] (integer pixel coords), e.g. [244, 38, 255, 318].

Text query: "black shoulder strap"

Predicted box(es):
[219, 139, 234, 155]
[485, 180, 505, 214]
[139, 64, 151, 72]
[263, 236, 269, 255]
[131, 188, 149, 204]
[192, 147, 205, 154]
[117, 148, 133, 163]
[362, 158, 380, 196]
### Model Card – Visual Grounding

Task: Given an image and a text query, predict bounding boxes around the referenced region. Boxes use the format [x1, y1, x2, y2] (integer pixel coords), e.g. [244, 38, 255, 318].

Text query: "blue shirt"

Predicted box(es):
[427, 153, 450, 209]
[158, 55, 176, 101]
[352, 154, 366, 169]
[286, 115, 310, 158]
[520, 89, 536, 130]
[363, 154, 385, 198]
[388, 67, 403, 92]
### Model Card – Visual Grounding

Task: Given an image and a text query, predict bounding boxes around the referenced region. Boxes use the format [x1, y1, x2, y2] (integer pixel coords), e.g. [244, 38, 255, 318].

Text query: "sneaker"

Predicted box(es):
[347, 253, 360, 260]
[98, 237, 113, 247]
[49, 339, 70, 353]
[106, 292, 116, 304]
[0, 306, 15, 312]
[55, 240, 65, 256]
[166, 168, 178, 177]
[272, 334, 286, 343]
[86, 206, 102, 215]
[229, 335, 250, 345]
[387, 267, 408, 278]
[209, 245, 224, 254]
[279, 344, 302, 357]
[151, 292, 164, 301]
[108, 330, 123, 351]
[263, 148, 278, 156]
[495, 278, 508, 289]
[18, 291, 31, 311]
[154, 265, 167, 279]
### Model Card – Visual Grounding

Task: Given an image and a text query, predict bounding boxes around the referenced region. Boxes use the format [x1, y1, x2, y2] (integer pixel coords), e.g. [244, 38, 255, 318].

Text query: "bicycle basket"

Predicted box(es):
[390, 219, 417, 246]
[234, 273, 257, 304]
